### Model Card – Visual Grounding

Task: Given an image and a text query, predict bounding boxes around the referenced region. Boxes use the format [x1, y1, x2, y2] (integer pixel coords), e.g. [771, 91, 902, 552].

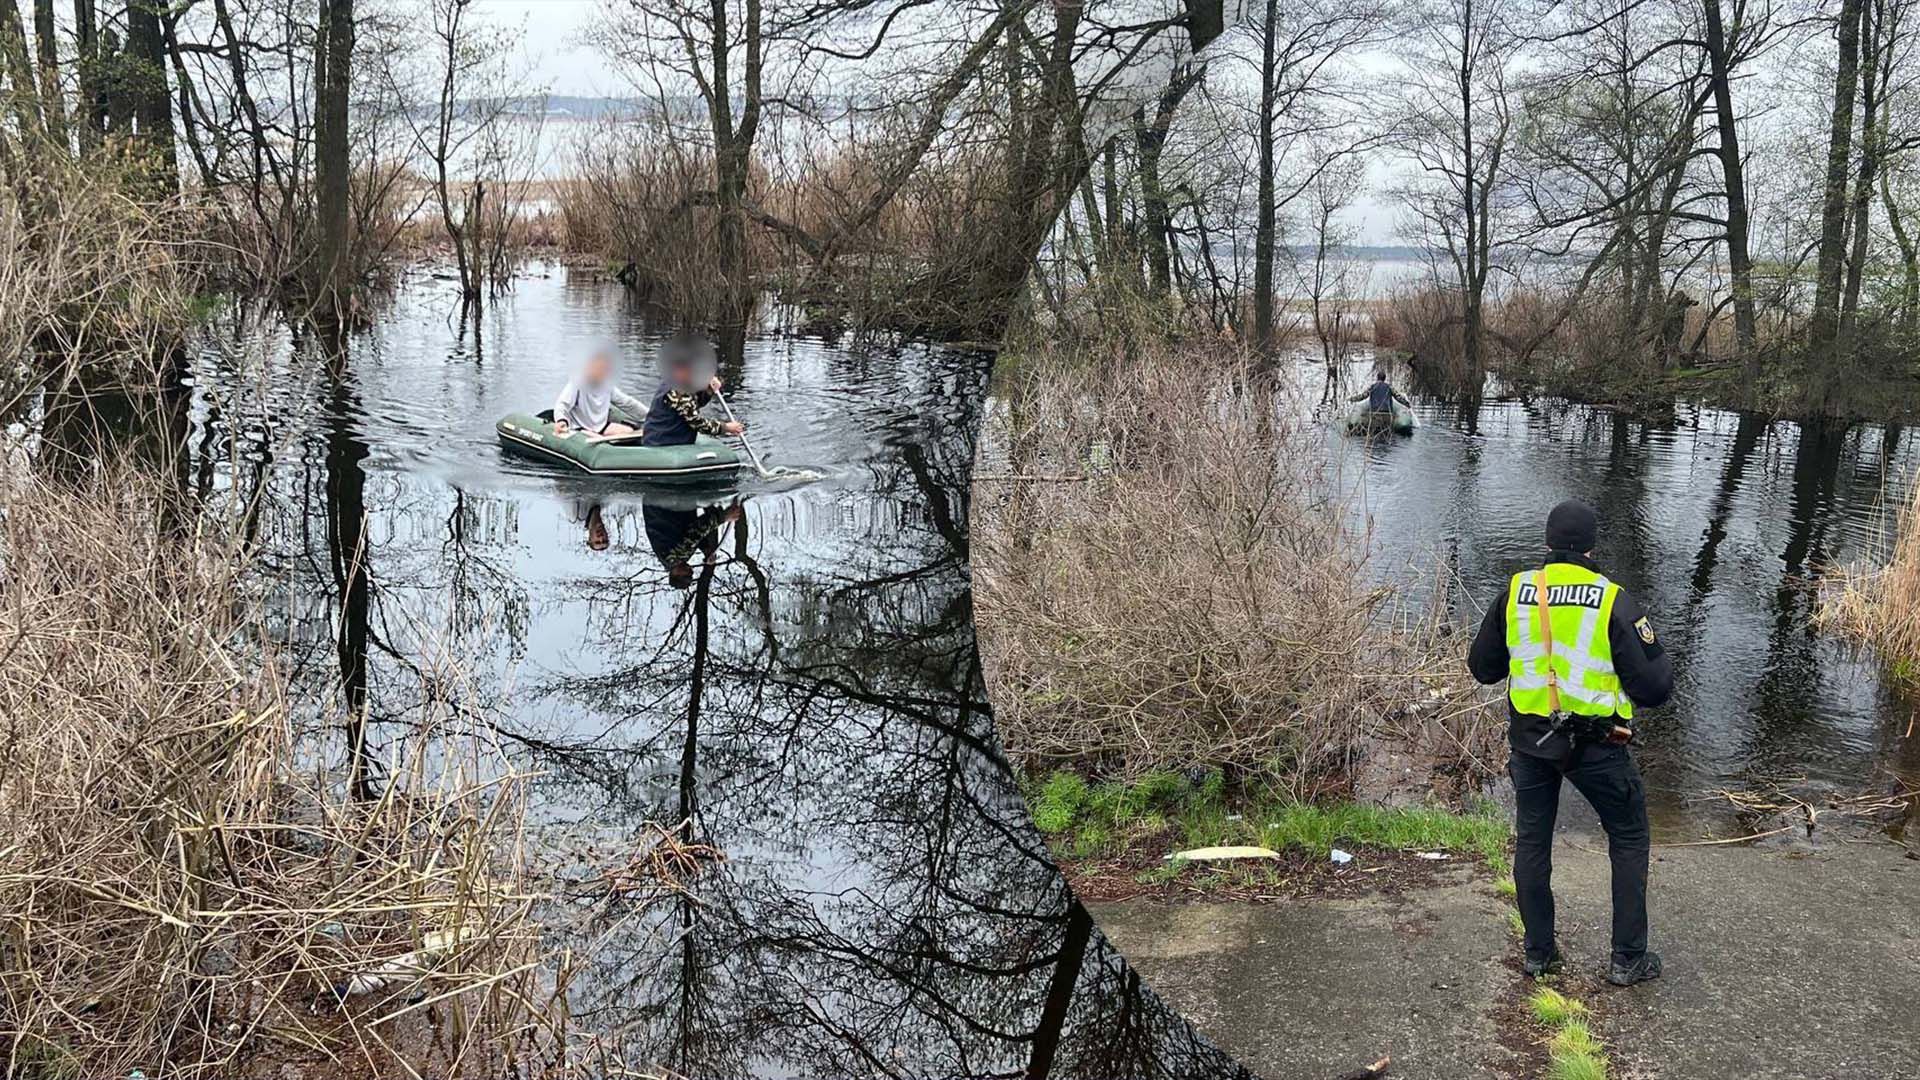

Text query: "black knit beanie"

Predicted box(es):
[1545, 500, 1598, 553]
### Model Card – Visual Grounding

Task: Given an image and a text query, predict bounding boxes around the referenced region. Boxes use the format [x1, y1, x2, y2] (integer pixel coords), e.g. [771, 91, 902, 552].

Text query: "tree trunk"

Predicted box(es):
[1703, 0, 1758, 356]
[1811, 0, 1863, 347]
[943, 0, 1088, 337]
[1102, 135, 1124, 273]
[1136, 65, 1200, 297]
[33, 0, 66, 150]
[1884, 170, 1919, 334]
[1459, 0, 1486, 395]
[1841, 0, 1884, 336]
[0, 3, 42, 141]
[1252, 0, 1279, 351]
[706, 0, 762, 325]
[314, 0, 355, 317]
[73, 0, 102, 147]
[126, 0, 178, 193]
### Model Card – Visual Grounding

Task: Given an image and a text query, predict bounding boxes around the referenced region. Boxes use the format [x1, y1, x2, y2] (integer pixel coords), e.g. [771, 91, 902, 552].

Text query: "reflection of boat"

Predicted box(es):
[495, 408, 746, 481]
[1343, 400, 1416, 436]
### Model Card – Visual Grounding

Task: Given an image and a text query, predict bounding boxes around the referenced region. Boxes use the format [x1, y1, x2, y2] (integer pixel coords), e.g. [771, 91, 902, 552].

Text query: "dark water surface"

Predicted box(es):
[1334, 376, 1920, 829]
[178, 269, 1251, 1078]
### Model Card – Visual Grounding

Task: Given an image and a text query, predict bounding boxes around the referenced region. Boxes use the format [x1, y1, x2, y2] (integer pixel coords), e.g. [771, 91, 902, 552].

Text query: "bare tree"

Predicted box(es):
[1394, 0, 1521, 396]
[314, 0, 356, 319]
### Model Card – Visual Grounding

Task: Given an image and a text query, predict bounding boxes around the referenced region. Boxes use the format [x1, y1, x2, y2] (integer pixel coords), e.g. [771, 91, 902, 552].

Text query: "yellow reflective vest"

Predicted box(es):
[1503, 563, 1633, 720]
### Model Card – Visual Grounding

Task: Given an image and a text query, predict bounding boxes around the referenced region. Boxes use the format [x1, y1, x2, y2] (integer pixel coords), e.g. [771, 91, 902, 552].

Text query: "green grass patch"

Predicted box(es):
[1546, 1045, 1609, 1080]
[1528, 987, 1589, 1027]
[1023, 768, 1511, 864]
[1495, 875, 1517, 900]
[1508, 909, 1526, 937]
[1548, 1021, 1604, 1059]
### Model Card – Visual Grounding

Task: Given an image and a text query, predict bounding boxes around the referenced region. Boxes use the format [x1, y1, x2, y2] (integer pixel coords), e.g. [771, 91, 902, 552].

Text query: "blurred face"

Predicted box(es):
[583, 351, 614, 384]
[670, 360, 697, 391]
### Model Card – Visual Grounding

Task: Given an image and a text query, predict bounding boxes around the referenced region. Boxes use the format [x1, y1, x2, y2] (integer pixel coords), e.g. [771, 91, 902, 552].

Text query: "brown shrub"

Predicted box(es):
[1819, 477, 1920, 676]
[0, 469, 568, 1078]
[972, 342, 1501, 798]
[0, 157, 201, 398]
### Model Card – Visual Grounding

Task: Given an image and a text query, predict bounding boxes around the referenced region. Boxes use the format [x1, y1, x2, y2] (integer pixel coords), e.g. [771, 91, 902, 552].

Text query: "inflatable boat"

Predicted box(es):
[1343, 400, 1416, 436]
[495, 409, 747, 481]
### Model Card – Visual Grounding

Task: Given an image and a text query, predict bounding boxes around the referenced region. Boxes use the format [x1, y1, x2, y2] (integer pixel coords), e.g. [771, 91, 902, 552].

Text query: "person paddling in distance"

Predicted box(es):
[1467, 500, 1673, 987]
[642, 332, 745, 448]
[1349, 370, 1411, 415]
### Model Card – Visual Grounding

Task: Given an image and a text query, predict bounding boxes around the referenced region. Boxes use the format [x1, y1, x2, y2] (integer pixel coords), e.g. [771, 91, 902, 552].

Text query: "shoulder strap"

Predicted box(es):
[1535, 569, 1561, 714]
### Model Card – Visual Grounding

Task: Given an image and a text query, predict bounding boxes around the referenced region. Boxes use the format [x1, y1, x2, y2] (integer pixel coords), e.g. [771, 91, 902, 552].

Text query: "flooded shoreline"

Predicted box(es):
[1336, 378, 1920, 830]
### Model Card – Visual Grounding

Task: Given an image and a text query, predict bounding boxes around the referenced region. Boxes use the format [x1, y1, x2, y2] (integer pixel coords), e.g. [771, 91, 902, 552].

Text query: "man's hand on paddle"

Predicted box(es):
[723, 420, 745, 436]
[708, 376, 725, 393]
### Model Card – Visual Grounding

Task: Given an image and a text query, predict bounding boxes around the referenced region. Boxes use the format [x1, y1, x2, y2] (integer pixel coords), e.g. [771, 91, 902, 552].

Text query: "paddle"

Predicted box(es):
[712, 385, 767, 474]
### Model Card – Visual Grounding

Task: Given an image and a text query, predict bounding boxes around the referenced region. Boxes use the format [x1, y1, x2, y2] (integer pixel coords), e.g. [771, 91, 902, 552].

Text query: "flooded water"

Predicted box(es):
[1334, 374, 1920, 829]
[171, 269, 1251, 1078]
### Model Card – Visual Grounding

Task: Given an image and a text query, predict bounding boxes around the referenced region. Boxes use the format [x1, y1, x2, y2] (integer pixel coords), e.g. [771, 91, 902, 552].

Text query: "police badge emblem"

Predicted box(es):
[1634, 616, 1656, 645]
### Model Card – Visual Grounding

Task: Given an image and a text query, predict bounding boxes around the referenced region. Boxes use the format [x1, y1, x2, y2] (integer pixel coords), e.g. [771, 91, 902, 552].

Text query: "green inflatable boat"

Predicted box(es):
[1344, 401, 1416, 436]
[496, 409, 747, 481]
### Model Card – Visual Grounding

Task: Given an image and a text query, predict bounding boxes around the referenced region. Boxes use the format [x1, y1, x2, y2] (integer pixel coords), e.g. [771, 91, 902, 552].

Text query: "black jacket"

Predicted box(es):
[1468, 551, 1673, 759]
[643, 385, 722, 447]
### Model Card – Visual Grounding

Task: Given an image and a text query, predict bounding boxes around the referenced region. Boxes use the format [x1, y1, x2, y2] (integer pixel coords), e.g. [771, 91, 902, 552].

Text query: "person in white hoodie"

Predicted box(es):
[552, 345, 647, 437]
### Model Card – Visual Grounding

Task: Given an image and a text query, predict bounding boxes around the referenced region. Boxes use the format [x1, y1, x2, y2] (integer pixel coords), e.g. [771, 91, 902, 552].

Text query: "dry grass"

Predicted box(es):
[1820, 481, 1920, 681]
[0, 468, 574, 1079]
[973, 341, 1500, 797]
[0, 154, 204, 401]
[557, 133, 767, 322]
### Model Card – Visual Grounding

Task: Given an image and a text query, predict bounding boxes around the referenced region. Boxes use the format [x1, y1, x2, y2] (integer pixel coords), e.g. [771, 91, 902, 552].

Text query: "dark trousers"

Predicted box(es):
[1509, 746, 1650, 965]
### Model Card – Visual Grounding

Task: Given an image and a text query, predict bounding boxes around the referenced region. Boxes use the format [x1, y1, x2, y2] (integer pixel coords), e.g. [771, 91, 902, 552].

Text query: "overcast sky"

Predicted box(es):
[482, 0, 603, 96]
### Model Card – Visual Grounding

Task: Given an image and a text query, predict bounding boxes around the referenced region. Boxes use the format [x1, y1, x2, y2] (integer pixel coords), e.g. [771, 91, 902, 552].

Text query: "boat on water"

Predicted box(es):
[495, 408, 747, 482]
[1343, 401, 1416, 436]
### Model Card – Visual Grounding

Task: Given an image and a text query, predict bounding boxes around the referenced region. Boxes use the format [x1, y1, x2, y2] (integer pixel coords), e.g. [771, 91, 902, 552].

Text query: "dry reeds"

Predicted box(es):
[0, 469, 568, 1078]
[1819, 481, 1920, 679]
[973, 342, 1499, 797]
[0, 155, 203, 399]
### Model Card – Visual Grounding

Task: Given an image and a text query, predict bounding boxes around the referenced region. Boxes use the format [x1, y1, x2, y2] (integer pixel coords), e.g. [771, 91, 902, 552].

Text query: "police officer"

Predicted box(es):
[1467, 500, 1673, 986]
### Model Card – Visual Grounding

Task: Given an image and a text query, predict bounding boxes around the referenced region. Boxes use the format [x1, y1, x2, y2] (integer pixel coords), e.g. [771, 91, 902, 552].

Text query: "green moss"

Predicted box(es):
[1023, 767, 1511, 866]
[1495, 875, 1518, 900]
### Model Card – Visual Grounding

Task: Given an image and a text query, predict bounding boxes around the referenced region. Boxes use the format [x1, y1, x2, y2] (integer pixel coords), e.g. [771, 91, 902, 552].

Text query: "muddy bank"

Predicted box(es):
[1092, 829, 1920, 1080]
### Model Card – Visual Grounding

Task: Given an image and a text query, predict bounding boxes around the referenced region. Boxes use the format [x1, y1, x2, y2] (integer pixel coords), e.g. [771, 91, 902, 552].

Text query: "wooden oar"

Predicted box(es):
[712, 386, 767, 474]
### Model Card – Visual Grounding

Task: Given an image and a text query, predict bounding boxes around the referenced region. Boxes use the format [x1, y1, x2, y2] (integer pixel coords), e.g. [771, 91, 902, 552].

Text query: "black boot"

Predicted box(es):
[1607, 950, 1662, 986]
[1523, 946, 1564, 978]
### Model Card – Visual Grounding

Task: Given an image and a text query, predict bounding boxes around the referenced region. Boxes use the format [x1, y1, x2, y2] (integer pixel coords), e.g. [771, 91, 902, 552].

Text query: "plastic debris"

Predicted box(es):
[1329, 848, 1355, 864]
[1166, 845, 1280, 861]
[336, 927, 471, 997]
[1415, 851, 1449, 860]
